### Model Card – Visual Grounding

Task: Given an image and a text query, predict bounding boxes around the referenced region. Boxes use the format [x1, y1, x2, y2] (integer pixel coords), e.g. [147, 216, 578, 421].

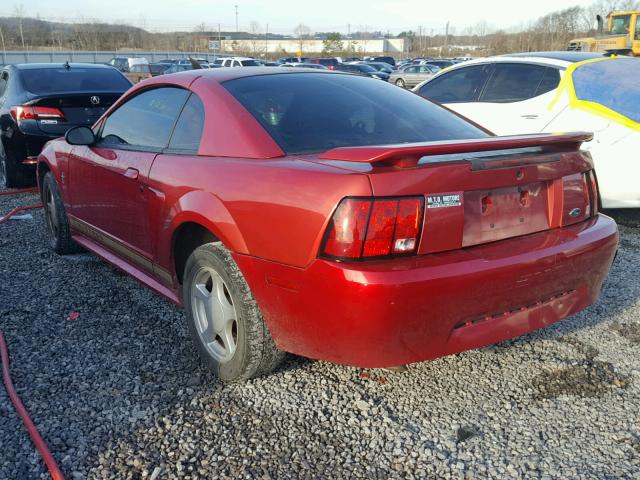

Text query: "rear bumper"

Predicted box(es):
[235, 214, 618, 368]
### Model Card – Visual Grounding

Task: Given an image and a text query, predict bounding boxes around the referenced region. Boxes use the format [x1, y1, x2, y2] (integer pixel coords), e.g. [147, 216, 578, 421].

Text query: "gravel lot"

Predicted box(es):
[1, 188, 639, 479]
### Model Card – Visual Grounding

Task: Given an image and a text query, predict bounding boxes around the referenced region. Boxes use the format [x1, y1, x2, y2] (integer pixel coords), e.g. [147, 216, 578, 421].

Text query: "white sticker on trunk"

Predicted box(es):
[427, 194, 461, 209]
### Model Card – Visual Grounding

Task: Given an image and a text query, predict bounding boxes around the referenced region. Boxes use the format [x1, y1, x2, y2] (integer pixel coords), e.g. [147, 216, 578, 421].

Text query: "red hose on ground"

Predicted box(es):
[0, 204, 43, 224]
[0, 331, 65, 480]
[0, 187, 39, 196]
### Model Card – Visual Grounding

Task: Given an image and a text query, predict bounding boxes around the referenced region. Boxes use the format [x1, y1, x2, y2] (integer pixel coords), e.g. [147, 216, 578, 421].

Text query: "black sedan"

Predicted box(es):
[0, 63, 131, 187]
[334, 63, 390, 81]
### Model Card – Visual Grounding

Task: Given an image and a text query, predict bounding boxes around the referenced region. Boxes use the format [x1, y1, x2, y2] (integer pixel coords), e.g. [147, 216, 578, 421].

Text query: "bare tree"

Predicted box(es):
[294, 23, 311, 54]
[13, 4, 26, 49]
[249, 21, 262, 56]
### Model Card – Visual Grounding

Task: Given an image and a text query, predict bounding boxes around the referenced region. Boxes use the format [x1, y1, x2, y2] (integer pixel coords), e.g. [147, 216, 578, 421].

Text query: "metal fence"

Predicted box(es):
[0, 50, 221, 65]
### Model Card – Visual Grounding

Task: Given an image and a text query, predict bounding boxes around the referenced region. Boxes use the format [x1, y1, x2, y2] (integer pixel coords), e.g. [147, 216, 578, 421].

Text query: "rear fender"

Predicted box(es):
[159, 190, 249, 275]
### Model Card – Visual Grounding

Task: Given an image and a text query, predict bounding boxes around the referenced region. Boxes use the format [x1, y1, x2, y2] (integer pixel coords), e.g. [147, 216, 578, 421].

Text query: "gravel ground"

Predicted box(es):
[1, 188, 639, 479]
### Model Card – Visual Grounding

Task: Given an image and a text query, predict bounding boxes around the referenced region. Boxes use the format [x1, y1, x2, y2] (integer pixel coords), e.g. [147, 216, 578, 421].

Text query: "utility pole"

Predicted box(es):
[235, 5, 239, 33]
[347, 23, 351, 51]
[265, 23, 268, 59]
[444, 20, 450, 56]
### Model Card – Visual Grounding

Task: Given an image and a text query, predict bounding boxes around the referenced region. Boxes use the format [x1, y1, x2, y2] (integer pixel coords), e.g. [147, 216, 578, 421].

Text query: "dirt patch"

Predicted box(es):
[456, 425, 480, 444]
[532, 360, 629, 400]
[557, 337, 599, 360]
[610, 322, 640, 345]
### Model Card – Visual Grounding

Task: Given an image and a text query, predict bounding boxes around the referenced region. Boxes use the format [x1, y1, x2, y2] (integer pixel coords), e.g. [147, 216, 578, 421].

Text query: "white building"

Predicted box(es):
[216, 38, 405, 55]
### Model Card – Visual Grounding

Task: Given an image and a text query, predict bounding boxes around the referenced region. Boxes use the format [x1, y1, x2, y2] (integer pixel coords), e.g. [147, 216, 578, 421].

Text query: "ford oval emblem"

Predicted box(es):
[90, 96, 100, 105]
[569, 207, 582, 218]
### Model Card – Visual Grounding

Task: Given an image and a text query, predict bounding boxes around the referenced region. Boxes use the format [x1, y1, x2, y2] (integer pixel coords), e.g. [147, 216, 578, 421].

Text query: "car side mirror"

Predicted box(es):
[65, 126, 96, 146]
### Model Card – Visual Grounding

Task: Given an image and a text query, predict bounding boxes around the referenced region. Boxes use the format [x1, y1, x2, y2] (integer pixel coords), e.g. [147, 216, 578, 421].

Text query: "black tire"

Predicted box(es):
[395, 78, 406, 88]
[41, 171, 81, 254]
[183, 243, 284, 383]
[0, 142, 34, 188]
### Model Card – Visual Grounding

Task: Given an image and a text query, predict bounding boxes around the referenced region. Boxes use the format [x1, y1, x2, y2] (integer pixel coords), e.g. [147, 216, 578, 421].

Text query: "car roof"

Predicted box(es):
[141, 66, 331, 86]
[440, 55, 574, 69]
[12, 63, 116, 70]
[502, 51, 610, 63]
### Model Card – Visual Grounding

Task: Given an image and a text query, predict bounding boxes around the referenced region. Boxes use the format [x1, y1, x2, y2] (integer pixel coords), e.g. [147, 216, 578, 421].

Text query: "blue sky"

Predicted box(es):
[3, 0, 594, 35]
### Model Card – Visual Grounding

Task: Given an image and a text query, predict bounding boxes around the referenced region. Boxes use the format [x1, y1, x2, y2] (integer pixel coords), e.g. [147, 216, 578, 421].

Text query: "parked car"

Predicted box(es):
[277, 57, 309, 64]
[364, 56, 396, 67]
[335, 63, 389, 80]
[148, 63, 172, 76]
[389, 64, 438, 88]
[125, 64, 153, 83]
[279, 63, 328, 70]
[0, 63, 131, 188]
[413, 52, 639, 208]
[37, 68, 617, 382]
[423, 59, 455, 70]
[220, 57, 261, 67]
[107, 56, 148, 73]
[163, 64, 191, 74]
[309, 57, 341, 70]
[359, 61, 393, 74]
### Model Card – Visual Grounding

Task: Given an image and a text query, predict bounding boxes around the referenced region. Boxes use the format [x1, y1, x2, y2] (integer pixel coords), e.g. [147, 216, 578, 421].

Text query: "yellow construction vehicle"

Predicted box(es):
[568, 11, 640, 56]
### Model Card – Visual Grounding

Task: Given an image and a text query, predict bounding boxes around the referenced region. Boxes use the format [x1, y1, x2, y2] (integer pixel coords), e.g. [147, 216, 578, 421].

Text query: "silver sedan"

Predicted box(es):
[389, 65, 439, 88]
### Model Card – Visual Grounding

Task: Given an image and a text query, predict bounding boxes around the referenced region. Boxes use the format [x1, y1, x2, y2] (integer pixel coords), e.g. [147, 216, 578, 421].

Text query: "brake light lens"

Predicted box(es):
[322, 197, 424, 260]
[10, 106, 65, 121]
[588, 170, 599, 215]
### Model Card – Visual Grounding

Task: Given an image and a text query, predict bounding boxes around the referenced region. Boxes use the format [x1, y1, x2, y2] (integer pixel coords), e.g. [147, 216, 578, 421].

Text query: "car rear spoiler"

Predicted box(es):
[319, 132, 593, 166]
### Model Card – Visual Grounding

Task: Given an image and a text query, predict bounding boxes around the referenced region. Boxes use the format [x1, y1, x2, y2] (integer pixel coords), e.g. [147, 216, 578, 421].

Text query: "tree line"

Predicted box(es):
[0, 0, 638, 56]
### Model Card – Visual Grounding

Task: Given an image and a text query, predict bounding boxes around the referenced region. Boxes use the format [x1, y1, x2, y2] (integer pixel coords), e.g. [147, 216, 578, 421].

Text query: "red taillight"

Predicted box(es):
[322, 197, 424, 260]
[588, 170, 599, 215]
[363, 200, 397, 257]
[10, 106, 65, 121]
[322, 199, 371, 258]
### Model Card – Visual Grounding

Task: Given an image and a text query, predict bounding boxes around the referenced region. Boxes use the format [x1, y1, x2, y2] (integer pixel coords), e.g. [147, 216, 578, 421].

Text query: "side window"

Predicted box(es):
[535, 67, 561, 96]
[233, 60, 241, 67]
[480, 64, 548, 103]
[0, 71, 8, 98]
[168, 94, 205, 152]
[636, 16, 640, 40]
[405, 66, 417, 73]
[418, 65, 490, 103]
[100, 87, 189, 149]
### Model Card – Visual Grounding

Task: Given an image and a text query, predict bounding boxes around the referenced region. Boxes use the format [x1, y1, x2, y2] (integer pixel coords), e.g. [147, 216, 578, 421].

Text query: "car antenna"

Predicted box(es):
[63, 61, 71, 70]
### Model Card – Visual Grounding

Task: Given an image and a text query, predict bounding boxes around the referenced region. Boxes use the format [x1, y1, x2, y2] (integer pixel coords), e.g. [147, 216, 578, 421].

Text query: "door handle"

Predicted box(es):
[521, 114, 539, 119]
[124, 167, 139, 180]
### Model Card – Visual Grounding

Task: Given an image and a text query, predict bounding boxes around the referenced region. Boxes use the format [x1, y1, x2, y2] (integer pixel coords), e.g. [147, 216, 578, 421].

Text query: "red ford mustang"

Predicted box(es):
[37, 68, 618, 382]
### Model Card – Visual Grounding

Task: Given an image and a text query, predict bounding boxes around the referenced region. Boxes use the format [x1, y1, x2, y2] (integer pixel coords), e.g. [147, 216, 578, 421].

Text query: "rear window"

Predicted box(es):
[20, 68, 131, 93]
[224, 73, 488, 155]
[241, 60, 261, 66]
[572, 58, 640, 123]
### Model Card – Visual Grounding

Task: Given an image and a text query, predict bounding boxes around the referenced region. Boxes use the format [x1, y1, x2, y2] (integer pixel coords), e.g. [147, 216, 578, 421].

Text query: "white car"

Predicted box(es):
[413, 52, 640, 208]
[219, 56, 262, 67]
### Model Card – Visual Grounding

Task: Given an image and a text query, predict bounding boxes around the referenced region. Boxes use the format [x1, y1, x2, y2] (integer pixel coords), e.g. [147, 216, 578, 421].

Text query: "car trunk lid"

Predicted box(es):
[27, 93, 122, 135]
[316, 133, 597, 254]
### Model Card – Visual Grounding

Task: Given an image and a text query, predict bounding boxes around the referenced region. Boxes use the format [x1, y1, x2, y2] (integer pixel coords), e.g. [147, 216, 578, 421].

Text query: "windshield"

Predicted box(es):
[20, 67, 131, 93]
[572, 58, 640, 123]
[608, 15, 631, 35]
[224, 73, 488, 154]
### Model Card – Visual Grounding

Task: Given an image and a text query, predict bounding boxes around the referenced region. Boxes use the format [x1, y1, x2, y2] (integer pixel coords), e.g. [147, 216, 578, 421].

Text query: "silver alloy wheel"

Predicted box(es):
[44, 185, 58, 242]
[191, 267, 238, 363]
[395, 78, 405, 87]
